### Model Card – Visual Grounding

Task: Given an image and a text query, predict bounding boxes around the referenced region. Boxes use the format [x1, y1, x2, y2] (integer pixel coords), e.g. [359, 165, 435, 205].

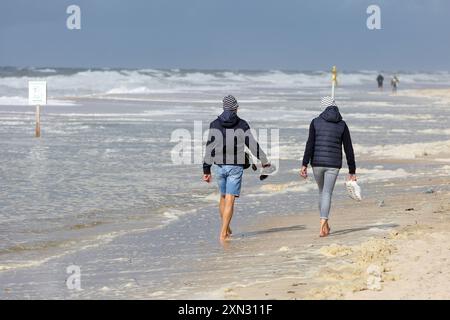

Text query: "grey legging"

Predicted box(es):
[312, 167, 339, 220]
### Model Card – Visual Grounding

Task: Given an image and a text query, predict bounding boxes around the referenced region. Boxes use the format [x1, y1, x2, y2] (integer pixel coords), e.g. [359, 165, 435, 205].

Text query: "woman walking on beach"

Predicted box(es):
[300, 97, 357, 237]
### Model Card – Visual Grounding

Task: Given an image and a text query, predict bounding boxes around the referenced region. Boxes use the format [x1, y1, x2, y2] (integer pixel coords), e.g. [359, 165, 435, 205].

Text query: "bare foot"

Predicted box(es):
[219, 234, 231, 247]
[227, 227, 232, 236]
[220, 233, 231, 242]
[319, 219, 330, 237]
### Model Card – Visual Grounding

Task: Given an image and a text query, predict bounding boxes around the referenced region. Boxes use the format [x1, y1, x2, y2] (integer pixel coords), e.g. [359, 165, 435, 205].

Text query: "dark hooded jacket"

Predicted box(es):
[302, 106, 356, 174]
[203, 110, 268, 174]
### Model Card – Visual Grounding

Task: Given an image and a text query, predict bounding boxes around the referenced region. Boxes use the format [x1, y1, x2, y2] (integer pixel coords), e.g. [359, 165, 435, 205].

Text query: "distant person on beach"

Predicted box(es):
[300, 97, 357, 237]
[377, 74, 384, 89]
[391, 75, 399, 93]
[203, 95, 272, 243]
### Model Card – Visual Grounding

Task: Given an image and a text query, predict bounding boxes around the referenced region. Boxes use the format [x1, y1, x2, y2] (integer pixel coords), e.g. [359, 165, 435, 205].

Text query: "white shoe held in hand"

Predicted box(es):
[345, 180, 362, 201]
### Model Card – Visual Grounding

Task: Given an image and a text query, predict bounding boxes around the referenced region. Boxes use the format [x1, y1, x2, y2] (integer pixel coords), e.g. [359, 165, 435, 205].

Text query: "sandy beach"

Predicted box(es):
[200, 103, 450, 300]
[216, 176, 450, 300]
[1, 69, 450, 299]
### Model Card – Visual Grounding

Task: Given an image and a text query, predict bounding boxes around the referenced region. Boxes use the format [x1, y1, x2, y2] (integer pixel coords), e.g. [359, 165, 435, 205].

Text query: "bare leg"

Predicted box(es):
[219, 195, 232, 236]
[219, 194, 225, 217]
[220, 194, 235, 242]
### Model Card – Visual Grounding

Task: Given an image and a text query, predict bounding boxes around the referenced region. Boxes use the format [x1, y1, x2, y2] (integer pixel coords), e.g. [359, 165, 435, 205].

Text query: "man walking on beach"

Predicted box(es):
[203, 95, 271, 243]
[377, 74, 384, 89]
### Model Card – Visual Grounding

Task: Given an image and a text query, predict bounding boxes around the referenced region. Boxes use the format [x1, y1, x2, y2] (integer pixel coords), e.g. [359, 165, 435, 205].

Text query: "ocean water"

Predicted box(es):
[1, 67, 450, 298]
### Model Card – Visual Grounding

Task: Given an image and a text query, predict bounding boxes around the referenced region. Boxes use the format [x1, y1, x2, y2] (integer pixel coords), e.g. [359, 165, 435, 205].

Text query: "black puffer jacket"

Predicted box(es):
[203, 111, 268, 174]
[302, 106, 356, 174]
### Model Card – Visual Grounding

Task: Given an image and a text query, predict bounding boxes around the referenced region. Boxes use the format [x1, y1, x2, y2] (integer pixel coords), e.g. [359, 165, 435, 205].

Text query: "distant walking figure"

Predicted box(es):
[377, 74, 384, 89]
[203, 95, 271, 243]
[300, 97, 357, 237]
[391, 75, 399, 93]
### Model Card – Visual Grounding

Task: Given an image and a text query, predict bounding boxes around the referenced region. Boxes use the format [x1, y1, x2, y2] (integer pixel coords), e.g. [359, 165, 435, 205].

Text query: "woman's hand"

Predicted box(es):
[300, 166, 308, 179]
[203, 174, 211, 183]
[348, 174, 357, 181]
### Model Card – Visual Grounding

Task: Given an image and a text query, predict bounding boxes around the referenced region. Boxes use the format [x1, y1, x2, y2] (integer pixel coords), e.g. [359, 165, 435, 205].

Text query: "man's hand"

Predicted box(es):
[203, 174, 211, 183]
[348, 174, 357, 181]
[300, 166, 308, 179]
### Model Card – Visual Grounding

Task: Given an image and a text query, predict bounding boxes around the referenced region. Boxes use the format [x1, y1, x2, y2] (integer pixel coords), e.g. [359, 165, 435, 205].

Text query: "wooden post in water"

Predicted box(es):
[35, 105, 41, 138]
[29, 81, 46, 138]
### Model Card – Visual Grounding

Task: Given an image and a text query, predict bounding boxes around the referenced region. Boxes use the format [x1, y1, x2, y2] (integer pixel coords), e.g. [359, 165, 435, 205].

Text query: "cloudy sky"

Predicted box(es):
[1, 0, 449, 70]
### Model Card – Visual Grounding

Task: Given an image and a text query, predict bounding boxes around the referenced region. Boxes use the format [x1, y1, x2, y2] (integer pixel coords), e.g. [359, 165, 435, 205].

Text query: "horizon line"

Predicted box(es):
[1, 65, 448, 74]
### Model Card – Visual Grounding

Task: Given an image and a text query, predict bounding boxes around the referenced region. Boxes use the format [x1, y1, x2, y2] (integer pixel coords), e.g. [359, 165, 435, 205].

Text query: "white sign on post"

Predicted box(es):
[28, 81, 47, 105]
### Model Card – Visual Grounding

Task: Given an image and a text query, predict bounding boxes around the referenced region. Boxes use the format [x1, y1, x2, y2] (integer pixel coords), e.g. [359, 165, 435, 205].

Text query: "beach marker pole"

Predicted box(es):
[28, 81, 47, 138]
[331, 66, 337, 100]
[35, 105, 41, 138]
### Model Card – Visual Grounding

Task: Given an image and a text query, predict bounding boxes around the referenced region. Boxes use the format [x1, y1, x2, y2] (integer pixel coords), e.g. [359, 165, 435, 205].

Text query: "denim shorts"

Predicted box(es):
[214, 165, 244, 197]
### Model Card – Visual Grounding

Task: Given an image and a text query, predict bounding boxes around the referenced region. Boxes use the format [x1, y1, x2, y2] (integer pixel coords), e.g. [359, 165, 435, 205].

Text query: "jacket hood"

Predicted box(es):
[218, 110, 240, 128]
[320, 105, 342, 123]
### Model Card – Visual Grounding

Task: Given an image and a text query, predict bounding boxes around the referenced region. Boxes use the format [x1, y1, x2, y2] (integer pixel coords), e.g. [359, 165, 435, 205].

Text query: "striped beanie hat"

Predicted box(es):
[223, 95, 239, 111]
[321, 96, 337, 108]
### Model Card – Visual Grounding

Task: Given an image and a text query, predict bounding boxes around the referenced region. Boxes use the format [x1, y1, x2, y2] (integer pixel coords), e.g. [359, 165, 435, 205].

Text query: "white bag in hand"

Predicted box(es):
[345, 180, 362, 201]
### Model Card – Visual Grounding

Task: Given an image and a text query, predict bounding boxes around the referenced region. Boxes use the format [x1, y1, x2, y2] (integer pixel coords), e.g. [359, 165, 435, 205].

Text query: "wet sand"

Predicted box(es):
[202, 175, 450, 299]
